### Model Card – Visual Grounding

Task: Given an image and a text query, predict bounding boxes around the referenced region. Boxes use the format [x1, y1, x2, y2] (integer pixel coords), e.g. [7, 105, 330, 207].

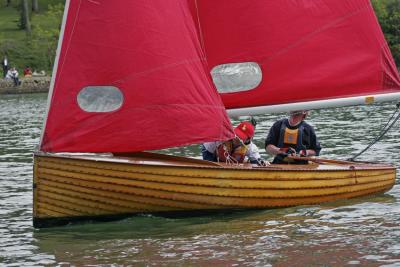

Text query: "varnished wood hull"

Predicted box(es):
[33, 152, 396, 227]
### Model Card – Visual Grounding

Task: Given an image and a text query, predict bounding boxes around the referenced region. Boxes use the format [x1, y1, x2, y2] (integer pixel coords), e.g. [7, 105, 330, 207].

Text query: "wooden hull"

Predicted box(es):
[33, 152, 396, 227]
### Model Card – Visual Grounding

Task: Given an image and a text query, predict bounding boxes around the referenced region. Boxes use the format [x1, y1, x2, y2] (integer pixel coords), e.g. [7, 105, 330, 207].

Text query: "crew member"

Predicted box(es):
[265, 110, 321, 164]
[202, 121, 267, 166]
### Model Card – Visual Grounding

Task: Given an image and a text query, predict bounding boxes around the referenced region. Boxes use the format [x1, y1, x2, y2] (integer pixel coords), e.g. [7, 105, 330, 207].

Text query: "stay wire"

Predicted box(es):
[349, 102, 400, 161]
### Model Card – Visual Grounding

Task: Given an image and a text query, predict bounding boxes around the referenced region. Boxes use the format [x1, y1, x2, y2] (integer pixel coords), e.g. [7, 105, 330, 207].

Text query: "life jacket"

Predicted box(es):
[274, 121, 307, 164]
[278, 120, 306, 152]
[216, 140, 248, 163]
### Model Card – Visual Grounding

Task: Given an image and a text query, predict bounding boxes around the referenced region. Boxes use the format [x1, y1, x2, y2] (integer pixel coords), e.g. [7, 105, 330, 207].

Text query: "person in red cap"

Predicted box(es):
[201, 121, 267, 166]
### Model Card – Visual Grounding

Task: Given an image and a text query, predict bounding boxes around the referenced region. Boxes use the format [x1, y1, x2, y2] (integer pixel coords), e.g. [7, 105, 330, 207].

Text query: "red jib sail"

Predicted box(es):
[191, 0, 400, 113]
[40, 0, 234, 153]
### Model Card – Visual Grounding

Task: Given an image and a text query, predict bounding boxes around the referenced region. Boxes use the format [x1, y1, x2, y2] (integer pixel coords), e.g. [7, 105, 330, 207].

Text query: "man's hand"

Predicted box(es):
[256, 158, 269, 166]
[286, 147, 296, 155]
[299, 150, 307, 157]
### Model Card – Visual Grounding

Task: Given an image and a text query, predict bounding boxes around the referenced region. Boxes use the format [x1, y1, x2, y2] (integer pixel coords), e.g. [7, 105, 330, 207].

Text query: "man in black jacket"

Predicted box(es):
[265, 110, 321, 164]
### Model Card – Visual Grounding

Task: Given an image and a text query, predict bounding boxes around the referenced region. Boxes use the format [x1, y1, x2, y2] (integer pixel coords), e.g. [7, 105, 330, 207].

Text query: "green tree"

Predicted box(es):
[20, 0, 32, 35]
[31, 3, 64, 70]
[372, 0, 400, 67]
[32, 0, 38, 12]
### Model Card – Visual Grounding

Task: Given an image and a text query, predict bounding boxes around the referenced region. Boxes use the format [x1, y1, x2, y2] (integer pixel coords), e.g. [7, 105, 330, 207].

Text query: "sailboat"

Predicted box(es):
[33, 0, 400, 228]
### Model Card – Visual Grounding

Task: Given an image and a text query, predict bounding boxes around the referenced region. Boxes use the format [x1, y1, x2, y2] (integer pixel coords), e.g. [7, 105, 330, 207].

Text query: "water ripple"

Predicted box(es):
[1, 94, 400, 266]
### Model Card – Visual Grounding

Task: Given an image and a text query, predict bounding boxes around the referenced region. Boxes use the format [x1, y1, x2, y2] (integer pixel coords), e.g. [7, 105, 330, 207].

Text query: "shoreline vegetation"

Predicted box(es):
[0, 0, 63, 94]
[0, 0, 399, 94]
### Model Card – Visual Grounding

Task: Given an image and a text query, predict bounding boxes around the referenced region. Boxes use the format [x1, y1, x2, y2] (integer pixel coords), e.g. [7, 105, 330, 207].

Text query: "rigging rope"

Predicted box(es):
[349, 102, 400, 161]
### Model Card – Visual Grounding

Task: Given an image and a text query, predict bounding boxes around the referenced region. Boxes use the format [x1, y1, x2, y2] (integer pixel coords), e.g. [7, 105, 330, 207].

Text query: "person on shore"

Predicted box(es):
[2, 55, 8, 79]
[202, 121, 268, 166]
[265, 110, 321, 164]
[6, 67, 20, 86]
[23, 66, 32, 77]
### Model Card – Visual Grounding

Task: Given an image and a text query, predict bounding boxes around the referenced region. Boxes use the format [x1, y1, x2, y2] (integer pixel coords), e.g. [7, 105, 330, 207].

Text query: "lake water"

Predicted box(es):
[0, 93, 399, 266]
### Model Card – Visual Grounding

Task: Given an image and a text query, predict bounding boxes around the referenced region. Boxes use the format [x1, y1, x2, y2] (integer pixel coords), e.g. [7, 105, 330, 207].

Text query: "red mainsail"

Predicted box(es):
[41, 0, 400, 153]
[192, 0, 400, 110]
[41, 0, 234, 153]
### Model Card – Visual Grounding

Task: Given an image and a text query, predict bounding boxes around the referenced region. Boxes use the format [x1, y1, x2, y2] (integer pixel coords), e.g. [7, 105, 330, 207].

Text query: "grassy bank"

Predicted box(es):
[0, 0, 64, 74]
[0, 0, 399, 75]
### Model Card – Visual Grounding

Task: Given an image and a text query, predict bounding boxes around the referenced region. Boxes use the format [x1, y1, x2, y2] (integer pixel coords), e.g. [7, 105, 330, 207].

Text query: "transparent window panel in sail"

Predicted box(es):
[77, 86, 123, 112]
[211, 62, 262, 93]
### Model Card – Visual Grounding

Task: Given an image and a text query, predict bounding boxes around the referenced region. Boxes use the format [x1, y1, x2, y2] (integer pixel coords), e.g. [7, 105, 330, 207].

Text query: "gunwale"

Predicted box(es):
[34, 151, 395, 171]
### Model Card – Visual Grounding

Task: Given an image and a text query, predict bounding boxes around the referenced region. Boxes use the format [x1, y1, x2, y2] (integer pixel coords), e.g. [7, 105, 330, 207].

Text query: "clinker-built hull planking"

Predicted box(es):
[33, 152, 396, 227]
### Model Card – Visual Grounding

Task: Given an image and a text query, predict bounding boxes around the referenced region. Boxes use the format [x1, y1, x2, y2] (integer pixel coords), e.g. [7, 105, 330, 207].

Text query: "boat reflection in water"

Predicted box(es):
[33, 193, 397, 265]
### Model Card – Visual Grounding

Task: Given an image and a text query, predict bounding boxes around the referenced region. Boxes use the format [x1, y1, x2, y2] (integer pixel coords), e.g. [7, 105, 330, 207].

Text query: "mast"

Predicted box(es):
[39, 0, 71, 148]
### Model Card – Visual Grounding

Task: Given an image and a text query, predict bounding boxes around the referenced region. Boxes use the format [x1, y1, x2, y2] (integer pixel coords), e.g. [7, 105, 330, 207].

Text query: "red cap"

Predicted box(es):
[234, 121, 255, 141]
